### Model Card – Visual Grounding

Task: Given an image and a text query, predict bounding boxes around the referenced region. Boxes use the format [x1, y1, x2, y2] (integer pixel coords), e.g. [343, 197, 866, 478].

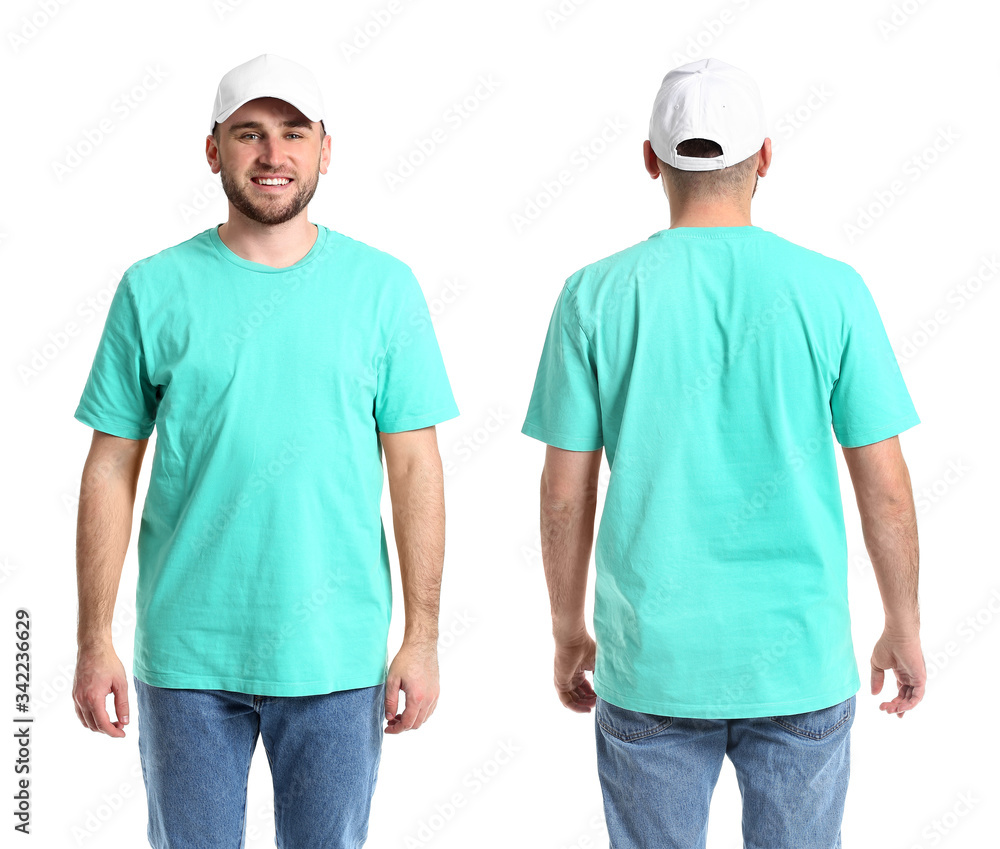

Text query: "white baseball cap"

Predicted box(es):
[649, 58, 766, 171]
[210, 54, 326, 136]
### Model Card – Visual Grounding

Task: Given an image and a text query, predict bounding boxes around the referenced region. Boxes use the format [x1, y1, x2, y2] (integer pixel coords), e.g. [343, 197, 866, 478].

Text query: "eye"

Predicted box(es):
[240, 133, 260, 140]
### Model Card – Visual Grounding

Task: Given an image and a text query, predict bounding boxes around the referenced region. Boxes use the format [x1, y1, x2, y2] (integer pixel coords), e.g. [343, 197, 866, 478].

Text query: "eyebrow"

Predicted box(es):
[228, 119, 314, 134]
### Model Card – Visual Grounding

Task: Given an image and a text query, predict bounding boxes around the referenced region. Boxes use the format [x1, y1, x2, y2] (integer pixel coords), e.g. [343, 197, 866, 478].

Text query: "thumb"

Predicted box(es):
[384, 675, 400, 720]
[111, 677, 130, 726]
[870, 657, 886, 696]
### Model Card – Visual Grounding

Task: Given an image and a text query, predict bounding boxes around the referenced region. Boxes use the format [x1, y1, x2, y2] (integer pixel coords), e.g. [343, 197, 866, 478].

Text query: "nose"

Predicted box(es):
[257, 136, 286, 167]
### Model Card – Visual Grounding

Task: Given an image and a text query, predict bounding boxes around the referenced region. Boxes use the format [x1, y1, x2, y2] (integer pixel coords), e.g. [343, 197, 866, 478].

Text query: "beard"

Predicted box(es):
[219, 155, 320, 226]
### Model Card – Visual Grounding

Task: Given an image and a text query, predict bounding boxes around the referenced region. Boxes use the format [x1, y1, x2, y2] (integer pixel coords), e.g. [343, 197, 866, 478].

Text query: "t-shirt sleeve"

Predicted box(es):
[374, 270, 460, 433]
[74, 273, 159, 440]
[521, 281, 603, 451]
[830, 273, 919, 447]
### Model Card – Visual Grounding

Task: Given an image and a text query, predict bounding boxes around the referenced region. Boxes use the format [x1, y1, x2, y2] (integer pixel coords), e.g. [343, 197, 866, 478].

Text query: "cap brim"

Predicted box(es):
[213, 94, 324, 131]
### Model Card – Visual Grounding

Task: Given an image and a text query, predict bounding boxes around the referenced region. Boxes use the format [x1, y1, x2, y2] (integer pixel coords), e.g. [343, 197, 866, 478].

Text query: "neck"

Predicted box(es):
[217, 212, 318, 268]
[667, 201, 752, 229]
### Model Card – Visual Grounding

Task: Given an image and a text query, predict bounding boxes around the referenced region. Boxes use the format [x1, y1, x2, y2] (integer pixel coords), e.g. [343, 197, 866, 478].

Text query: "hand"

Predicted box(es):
[73, 643, 129, 737]
[871, 628, 926, 719]
[384, 640, 439, 734]
[553, 629, 597, 713]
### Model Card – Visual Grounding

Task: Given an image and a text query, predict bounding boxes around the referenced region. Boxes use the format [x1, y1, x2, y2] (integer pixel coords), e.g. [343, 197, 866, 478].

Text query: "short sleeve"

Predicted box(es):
[830, 274, 919, 447]
[74, 274, 159, 440]
[521, 282, 603, 451]
[374, 271, 460, 433]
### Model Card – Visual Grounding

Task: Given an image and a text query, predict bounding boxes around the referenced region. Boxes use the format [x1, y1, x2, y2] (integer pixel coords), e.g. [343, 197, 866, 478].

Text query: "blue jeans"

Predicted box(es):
[133, 675, 384, 848]
[595, 694, 855, 849]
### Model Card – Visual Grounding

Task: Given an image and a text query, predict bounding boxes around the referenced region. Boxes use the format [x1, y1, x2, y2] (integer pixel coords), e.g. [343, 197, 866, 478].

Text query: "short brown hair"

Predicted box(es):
[659, 138, 759, 201]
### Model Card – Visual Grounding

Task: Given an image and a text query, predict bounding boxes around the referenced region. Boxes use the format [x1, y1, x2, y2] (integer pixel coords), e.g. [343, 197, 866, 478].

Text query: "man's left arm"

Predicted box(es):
[379, 425, 446, 734]
[539, 444, 603, 713]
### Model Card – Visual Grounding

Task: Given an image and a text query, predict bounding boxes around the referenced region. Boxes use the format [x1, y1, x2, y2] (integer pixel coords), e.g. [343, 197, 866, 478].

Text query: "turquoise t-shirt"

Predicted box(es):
[75, 223, 460, 695]
[521, 225, 919, 719]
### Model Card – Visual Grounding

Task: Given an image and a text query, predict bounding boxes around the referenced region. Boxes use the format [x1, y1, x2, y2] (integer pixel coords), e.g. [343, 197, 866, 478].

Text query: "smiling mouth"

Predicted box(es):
[251, 176, 293, 187]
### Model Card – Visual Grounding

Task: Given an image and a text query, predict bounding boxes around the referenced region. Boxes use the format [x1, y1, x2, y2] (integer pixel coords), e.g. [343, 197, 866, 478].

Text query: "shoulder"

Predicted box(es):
[563, 235, 660, 303]
[322, 228, 418, 289]
[757, 229, 864, 289]
[120, 228, 217, 294]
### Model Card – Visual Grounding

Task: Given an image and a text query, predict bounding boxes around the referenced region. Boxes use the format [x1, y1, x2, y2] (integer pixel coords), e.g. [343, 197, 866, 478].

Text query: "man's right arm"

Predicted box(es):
[72, 430, 147, 738]
[841, 435, 926, 718]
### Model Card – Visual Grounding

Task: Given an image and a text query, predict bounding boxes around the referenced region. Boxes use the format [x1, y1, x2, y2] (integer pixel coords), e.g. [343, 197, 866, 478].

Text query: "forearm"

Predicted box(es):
[540, 487, 597, 640]
[76, 458, 136, 649]
[389, 458, 445, 646]
[861, 499, 920, 633]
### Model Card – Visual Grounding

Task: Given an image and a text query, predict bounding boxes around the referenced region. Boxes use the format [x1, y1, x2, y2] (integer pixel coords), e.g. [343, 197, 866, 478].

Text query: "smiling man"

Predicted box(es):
[71, 54, 459, 847]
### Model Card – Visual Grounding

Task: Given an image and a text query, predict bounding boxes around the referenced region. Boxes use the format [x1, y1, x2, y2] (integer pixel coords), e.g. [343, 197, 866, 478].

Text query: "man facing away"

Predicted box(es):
[521, 58, 926, 849]
[71, 54, 459, 847]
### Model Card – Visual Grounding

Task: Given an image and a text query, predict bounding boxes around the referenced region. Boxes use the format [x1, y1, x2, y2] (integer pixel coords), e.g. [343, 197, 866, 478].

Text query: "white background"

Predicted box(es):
[2, 0, 997, 846]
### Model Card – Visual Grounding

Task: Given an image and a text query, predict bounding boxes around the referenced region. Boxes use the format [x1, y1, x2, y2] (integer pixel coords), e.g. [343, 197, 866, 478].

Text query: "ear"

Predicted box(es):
[206, 134, 222, 175]
[318, 130, 332, 176]
[642, 140, 661, 179]
[757, 137, 772, 178]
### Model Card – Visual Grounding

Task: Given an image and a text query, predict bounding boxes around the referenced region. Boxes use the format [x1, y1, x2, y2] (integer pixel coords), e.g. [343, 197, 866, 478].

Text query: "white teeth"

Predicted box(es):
[256, 178, 290, 185]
